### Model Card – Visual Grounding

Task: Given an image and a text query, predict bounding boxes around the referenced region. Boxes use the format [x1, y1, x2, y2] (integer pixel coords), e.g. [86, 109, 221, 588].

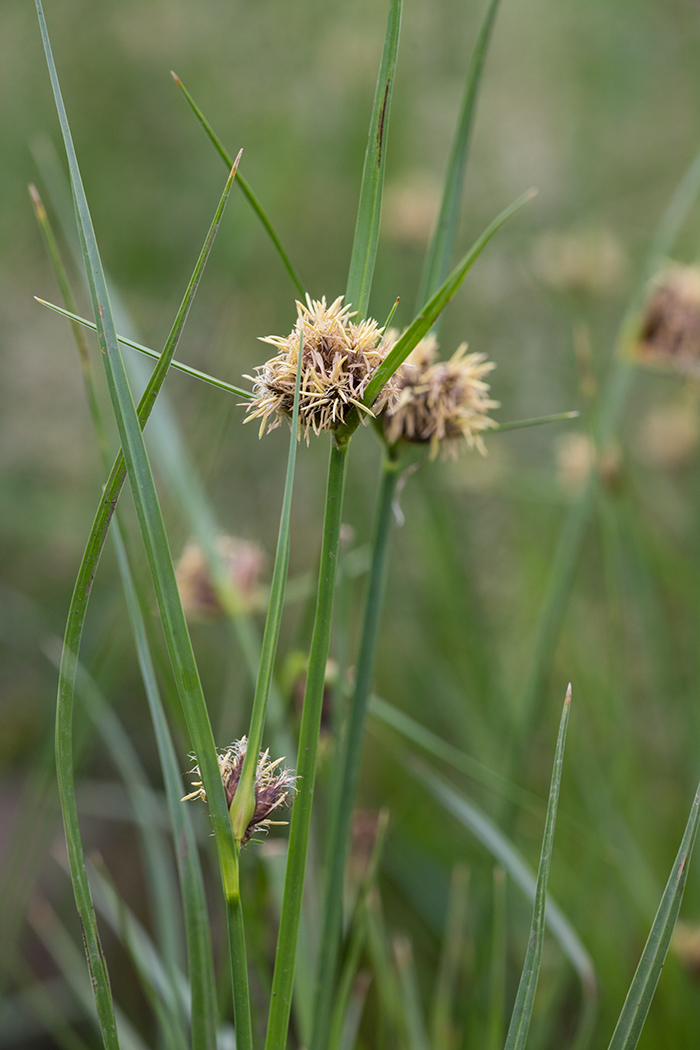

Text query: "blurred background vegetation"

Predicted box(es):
[4, 0, 700, 1046]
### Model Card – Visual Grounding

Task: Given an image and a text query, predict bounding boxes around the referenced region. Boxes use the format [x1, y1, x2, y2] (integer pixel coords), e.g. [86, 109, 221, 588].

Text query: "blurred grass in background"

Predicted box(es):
[3, 0, 700, 1046]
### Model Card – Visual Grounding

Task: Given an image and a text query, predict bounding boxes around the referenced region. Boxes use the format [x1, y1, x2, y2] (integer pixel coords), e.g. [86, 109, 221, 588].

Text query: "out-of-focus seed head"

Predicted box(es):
[381, 333, 498, 459]
[636, 266, 700, 375]
[244, 295, 399, 441]
[183, 737, 296, 845]
[175, 535, 265, 620]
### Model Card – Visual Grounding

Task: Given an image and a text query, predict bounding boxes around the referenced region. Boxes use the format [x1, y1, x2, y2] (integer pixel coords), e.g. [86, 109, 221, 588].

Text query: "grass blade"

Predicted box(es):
[491, 411, 579, 433]
[265, 440, 350, 1050]
[33, 144, 219, 1050]
[370, 694, 541, 813]
[112, 536, 219, 1050]
[35, 3, 245, 1042]
[28, 900, 149, 1050]
[503, 685, 570, 1050]
[311, 452, 400, 1050]
[394, 936, 430, 1050]
[86, 860, 189, 1050]
[230, 326, 303, 842]
[35, 298, 253, 398]
[417, 0, 504, 311]
[488, 867, 507, 1050]
[171, 71, 305, 297]
[28, 185, 108, 457]
[606, 779, 700, 1050]
[345, 0, 402, 316]
[362, 189, 535, 408]
[411, 753, 598, 1028]
[430, 864, 470, 1050]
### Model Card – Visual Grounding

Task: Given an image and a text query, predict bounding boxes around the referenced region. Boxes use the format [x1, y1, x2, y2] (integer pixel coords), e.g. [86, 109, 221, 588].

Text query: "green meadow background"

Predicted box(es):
[3, 0, 700, 1046]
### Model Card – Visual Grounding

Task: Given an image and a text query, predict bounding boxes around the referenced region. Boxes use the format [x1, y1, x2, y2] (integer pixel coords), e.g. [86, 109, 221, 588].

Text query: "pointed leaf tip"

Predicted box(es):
[170, 70, 182, 85]
[565, 683, 572, 704]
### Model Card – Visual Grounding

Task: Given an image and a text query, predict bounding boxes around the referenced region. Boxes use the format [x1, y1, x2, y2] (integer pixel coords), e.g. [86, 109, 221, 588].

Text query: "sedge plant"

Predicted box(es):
[30, 1, 700, 1049]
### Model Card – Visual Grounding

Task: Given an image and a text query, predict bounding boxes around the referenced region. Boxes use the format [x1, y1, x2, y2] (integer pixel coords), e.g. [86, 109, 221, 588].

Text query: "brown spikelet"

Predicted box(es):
[244, 295, 399, 441]
[636, 266, 700, 376]
[175, 535, 265, 620]
[381, 333, 498, 458]
[183, 738, 297, 845]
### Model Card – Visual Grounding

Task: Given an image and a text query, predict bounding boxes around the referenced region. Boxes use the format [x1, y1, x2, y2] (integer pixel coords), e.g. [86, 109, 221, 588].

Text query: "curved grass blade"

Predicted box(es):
[370, 694, 541, 813]
[363, 188, 535, 408]
[113, 536, 218, 1050]
[503, 685, 571, 1050]
[171, 72, 305, 298]
[35, 4, 243, 1042]
[67, 658, 186, 1043]
[32, 152, 219, 1050]
[345, 0, 402, 316]
[606, 778, 700, 1050]
[35, 299, 253, 399]
[417, 0, 504, 311]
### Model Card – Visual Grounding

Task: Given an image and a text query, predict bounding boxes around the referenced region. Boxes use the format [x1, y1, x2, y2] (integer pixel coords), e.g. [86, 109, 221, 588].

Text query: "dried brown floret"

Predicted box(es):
[183, 738, 297, 845]
[382, 333, 498, 458]
[636, 266, 700, 375]
[244, 295, 399, 441]
[176, 535, 265, 620]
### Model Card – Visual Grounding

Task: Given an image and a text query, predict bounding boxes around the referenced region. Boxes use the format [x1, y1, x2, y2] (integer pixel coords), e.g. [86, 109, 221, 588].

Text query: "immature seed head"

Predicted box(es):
[381, 333, 499, 458]
[175, 535, 265, 620]
[244, 295, 399, 441]
[636, 266, 700, 375]
[182, 738, 296, 844]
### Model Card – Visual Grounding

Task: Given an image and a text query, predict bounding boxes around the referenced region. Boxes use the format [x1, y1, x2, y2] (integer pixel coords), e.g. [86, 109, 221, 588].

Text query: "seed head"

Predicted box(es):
[381, 333, 498, 458]
[175, 535, 265, 620]
[636, 266, 700, 375]
[183, 738, 297, 845]
[244, 295, 399, 441]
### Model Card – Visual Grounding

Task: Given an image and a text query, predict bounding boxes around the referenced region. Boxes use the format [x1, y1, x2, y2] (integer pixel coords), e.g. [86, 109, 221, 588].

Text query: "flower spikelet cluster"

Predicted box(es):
[382, 333, 499, 458]
[244, 295, 399, 441]
[636, 265, 700, 376]
[183, 737, 297, 845]
[175, 535, 265, 620]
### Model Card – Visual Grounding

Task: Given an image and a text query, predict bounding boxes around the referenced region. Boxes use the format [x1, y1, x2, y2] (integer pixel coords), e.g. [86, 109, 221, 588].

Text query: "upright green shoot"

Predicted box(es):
[417, 0, 504, 313]
[503, 685, 571, 1050]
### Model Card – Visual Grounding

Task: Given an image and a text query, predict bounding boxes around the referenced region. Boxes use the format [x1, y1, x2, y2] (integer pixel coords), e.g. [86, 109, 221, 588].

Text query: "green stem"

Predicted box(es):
[265, 439, 350, 1050]
[310, 449, 400, 1050]
[230, 331, 303, 844]
[226, 856, 253, 1050]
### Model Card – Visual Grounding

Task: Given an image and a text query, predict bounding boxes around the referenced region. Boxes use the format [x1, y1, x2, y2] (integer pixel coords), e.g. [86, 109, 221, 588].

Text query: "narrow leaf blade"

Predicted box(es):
[345, 0, 403, 317]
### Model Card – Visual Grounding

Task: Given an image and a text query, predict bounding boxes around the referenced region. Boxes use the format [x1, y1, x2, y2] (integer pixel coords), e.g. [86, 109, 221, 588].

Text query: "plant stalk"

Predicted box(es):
[310, 448, 400, 1050]
[265, 438, 350, 1050]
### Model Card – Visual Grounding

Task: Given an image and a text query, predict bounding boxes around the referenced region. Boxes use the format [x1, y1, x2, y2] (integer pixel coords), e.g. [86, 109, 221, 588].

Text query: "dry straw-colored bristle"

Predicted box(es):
[183, 737, 297, 845]
[381, 333, 499, 458]
[244, 295, 399, 441]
